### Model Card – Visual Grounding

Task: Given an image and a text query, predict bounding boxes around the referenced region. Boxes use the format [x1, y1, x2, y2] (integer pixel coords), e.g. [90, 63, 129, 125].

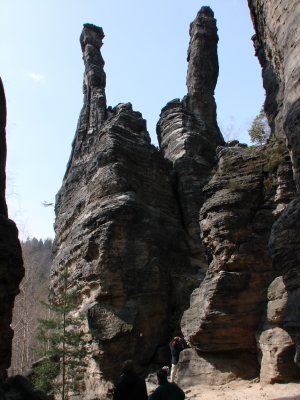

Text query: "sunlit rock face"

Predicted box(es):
[157, 7, 224, 270]
[52, 24, 195, 399]
[51, 3, 300, 394]
[186, 6, 220, 135]
[0, 79, 24, 382]
[180, 141, 298, 384]
[248, 0, 300, 363]
[255, 276, 300, 383]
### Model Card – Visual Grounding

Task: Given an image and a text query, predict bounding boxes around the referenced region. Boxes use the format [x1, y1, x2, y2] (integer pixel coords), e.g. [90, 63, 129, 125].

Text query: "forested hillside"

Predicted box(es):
[9, 238, 52, 376]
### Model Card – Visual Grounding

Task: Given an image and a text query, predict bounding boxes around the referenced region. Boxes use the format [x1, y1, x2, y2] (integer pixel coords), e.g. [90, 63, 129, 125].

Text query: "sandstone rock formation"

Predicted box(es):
[50, 4, 300, 396]
[0, 79, 24, 383]
[255, 276, 300, 383]
[157, 7, 224, 269]
[248, 0, 300, 364]
[52, 9, 226, 396]
[180, 140, 298, 385]
[52, 24, 198, 399]
[186, 6, 220, 134]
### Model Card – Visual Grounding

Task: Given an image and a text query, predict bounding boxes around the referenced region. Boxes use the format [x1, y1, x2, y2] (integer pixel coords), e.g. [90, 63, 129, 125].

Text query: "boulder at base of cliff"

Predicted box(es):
[176, 349, 259, 387]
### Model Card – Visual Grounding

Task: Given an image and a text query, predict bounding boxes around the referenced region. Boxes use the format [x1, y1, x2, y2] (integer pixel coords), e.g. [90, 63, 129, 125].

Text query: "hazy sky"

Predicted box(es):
[1, 0, 264, 240]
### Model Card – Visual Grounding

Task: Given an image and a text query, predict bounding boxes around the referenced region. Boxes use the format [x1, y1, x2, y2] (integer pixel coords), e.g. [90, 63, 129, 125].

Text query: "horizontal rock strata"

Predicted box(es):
[177, 348, 259, 388]
[50, 4, 300, 394]
[157, 7, 224, 270]
[0, 78, 24, 382]
[51, 24, 196, 399]
[248, 0, 300, 362]
[186, 6, 220, 134]
[255, 276, 300, 383]
[181, 141, 296, 382]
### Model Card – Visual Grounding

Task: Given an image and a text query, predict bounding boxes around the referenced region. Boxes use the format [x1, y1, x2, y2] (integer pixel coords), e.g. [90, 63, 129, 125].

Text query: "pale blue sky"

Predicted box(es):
[1, 0, 264, 240]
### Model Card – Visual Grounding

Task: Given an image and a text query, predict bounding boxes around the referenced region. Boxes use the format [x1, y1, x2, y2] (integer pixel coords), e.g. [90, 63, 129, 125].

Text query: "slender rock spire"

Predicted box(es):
[80, 23, 107, 132]
[186, 6, 219, 132]
[65, 24, 107, 177]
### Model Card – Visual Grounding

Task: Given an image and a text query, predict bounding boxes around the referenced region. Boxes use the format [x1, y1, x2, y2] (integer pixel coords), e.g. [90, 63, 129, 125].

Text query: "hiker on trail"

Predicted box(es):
[113, 360, 148, 400]
[150, 368, 185, 400]
[169, 336, 186, 382]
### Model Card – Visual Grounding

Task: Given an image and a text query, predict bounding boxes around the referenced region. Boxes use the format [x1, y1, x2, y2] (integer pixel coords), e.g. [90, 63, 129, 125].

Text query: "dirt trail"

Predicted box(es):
[147, 379, 300, 400]
[182, 380, 300, 400]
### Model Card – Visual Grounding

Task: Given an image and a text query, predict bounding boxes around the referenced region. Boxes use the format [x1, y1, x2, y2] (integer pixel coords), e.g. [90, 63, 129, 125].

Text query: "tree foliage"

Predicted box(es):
[248, 106, 271, 145]
[9, 238, 53, 376]
[33, 267, 87, 399]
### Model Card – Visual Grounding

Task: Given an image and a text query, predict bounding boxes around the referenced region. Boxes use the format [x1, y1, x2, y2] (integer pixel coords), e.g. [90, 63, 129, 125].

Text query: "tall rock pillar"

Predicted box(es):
[186, 6, 219, 134]
[65, 23, 106, 178]
[0, 78, 24, 382]
[157, 6, 224, 270]
[52, 24, 193, 399]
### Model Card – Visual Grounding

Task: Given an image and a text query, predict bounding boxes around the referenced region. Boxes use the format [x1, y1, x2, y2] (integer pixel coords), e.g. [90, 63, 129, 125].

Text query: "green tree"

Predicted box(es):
[33, 267, 87, 399]
[248, 106, 271, 145]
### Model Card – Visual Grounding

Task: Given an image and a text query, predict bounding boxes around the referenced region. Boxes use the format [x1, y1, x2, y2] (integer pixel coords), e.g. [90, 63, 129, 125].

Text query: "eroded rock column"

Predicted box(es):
[157, 7, 224, 270]
[52, 25, 194, 399]
[65, 23, 107, 178]
[186, 6, 219, 133]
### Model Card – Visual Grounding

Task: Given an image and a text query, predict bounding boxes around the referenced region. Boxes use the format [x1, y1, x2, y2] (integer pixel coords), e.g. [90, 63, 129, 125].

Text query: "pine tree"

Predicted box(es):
[248, 106, 271, 145]
[33, 267, 87, 399]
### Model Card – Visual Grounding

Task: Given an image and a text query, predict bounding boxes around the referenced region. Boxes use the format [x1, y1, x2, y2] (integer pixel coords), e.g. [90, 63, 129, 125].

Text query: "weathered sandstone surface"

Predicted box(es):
[52, 9, 225, 397]
[255, 276, 300, 383]
[157, 7, 224, 269]
[50, 3, 300, 397]
[51, 24, 199, 398]
[0, 79, 24, 383]
[180, 140, 299, 384]
[248, 0, 300, 363]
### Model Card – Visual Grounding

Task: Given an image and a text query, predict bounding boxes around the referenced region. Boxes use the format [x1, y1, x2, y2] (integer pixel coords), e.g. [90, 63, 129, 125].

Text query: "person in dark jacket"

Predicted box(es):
[113, 360, 148, 400]
[169, 336, 186, 382]
[150, 369, 185, 400]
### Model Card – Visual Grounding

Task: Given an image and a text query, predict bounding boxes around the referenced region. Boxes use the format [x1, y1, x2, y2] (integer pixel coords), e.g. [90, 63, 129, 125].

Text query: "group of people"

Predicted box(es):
[113, 336, 186, 400]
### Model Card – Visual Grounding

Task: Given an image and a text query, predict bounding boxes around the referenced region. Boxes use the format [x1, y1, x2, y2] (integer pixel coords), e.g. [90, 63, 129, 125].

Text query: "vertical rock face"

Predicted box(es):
[180, 141, 297, 384]
[269, 195, 300, 363]
[52, 10, 225, 396]
[0, 79, 24, 382]
[248, 0, 300, 363]
[248, 0, 300, 142]
[51, 3, 300, 393]
[52, 25, 196, 399]
[157, 6, 224, 269]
